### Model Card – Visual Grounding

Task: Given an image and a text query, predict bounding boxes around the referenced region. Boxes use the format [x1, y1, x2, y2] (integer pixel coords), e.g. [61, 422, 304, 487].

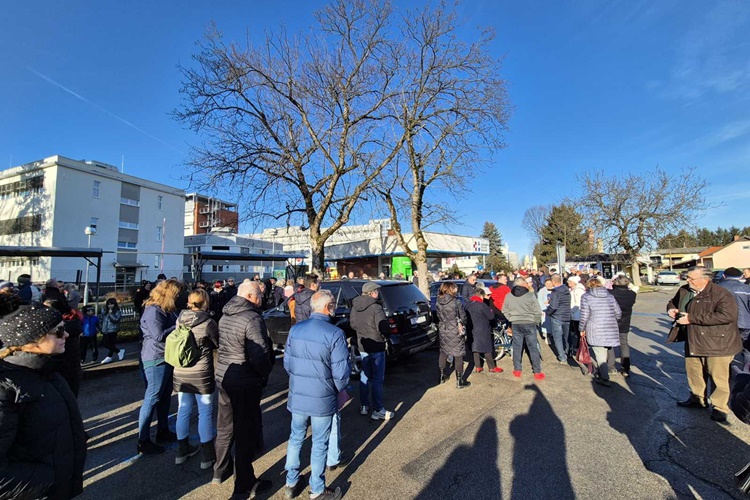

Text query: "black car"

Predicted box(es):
[263, 280, 436, 372]
[428, 279, 497, 320]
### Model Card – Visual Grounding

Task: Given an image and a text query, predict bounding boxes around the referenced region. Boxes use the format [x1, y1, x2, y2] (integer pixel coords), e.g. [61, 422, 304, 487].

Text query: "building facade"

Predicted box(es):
[0, 155, 184, 288]
[184, 232, 283, 282]
[184, 193, 239, 236]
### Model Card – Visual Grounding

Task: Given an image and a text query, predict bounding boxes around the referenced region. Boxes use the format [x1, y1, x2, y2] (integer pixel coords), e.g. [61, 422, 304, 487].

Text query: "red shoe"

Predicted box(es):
[489, 367, 503, 373]
[475, 367, 484, 373]
[513, 370, 522, 378]
[534, 373, 546, 381]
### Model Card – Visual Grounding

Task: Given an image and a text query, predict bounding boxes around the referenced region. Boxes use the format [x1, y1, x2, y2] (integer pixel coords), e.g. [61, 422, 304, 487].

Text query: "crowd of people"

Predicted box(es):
[0, 263, 749, 499]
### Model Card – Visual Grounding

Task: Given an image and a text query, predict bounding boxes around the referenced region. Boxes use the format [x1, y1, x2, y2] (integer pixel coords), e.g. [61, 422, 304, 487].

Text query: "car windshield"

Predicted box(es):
[659, 272, 676, 275]
[379, 284, 429, 307]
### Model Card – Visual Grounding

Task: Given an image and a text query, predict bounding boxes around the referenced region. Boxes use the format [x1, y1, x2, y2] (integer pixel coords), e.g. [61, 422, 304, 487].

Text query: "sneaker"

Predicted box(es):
[285, 483, 298, 500]
[137, 439, 165, 455]
[359, 405, 369, 415]
[248, 478, 272, 499]
[594, 378, 612, 388]
[371, 408, 395, 421]
[676, 397, 706, 409]
[326, 453, 352, 471]
[310, 487, 342, 500]
[489, 367, 503, 373]
[512, 370, 522, 378]
[534, 373, 546, 381]
[155, 429, 177, 443]
[118, 349, 125, 361]
[100, 356, 113, 365]
[558, 359, 567, 364]
[710, 409, 729, 425]
[175, 439, 200, 465]
[475, 367, 484, 373]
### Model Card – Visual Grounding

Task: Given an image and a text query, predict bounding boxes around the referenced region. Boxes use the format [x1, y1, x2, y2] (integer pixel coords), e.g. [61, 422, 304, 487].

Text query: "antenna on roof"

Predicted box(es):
[121, 155, 125, 173]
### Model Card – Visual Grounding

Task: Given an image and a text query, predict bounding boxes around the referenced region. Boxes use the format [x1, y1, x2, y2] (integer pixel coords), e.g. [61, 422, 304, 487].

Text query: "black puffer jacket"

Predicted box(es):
[216, 296, 274, 390]
[730, 373, 750, 424]
[293, 288, 315, 322]
[173, 309, 219, 395]
[611, 285, 637, 333]
[436, 294, 467, 357]
[350, 295, 388, 353]
[0, 353, 86, 500]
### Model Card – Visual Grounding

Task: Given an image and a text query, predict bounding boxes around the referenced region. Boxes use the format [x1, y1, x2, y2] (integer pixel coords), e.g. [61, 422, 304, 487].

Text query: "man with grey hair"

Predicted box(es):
[667, 265, 742, 424]
[284, 290, 350, 500]
[213, 280, 274, 495]
[609, 275, 637, 376]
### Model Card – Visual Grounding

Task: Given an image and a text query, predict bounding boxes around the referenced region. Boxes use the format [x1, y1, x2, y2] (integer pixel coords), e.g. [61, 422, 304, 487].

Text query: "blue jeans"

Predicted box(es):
[360, 351, 386, 411]
[285, 413, 333, 495]
[138, 362, 174, 441]
[549, 317, 570, 362]
[327, 411, 341, 467]
[177, 391, 215, 443]
[511, 324, 542, 373]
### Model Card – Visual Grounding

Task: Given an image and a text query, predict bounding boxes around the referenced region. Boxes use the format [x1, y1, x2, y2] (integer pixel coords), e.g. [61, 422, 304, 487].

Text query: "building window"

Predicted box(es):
[240, 265, 249, 272]
[92, 180, 100, 198]
[118, 221, 139, 230]
[240, 247, 250, 255]
[154, 255, 161, 269]
[90, 217, 98, 230]
[117, 241, 137, 249]
[211, 246, 230, 251]
[120, 197, 140, 206]
[156, 226, 162, 242]
[0, 214, 42, 235]
[212, 265, 224, 272]
[157, 195, 163, 210]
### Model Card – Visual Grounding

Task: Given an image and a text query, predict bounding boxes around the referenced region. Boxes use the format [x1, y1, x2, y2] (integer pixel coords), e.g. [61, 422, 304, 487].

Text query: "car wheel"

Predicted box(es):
[349, 343, 362, 377]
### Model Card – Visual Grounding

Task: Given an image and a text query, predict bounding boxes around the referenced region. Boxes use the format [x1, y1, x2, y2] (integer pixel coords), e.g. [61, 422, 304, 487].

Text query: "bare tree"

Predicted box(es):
[521, 205, 550, 253]
[375, 3, 511, 296]
[574, 168, 714, 285]
[175, 0, 407, 272]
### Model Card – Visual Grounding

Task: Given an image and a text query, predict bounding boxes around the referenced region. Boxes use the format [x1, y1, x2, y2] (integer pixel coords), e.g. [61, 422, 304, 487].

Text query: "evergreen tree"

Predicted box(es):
[479, 222, 510, 272]
[534, 203, 590, 264]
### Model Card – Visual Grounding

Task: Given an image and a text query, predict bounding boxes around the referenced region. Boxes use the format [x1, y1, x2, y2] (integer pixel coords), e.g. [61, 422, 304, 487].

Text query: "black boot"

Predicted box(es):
[200, 439, 216, 470]
[439, 368, 448, 384]
[175, 438, 200, 465]
[456, 371, 471, 389]
[621, 357, 631, 376]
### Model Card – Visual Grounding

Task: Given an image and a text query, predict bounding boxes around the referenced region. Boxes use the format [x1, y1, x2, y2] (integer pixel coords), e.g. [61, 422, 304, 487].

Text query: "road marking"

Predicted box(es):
[122, 454, 142, 465]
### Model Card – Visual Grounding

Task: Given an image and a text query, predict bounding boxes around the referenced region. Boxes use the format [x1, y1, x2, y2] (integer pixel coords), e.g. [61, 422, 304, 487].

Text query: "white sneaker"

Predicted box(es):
[370, 409, 395, 421]
[360, 405, 369, 415]
[100, 357, 113, 365]
[117, 350, 125, 361]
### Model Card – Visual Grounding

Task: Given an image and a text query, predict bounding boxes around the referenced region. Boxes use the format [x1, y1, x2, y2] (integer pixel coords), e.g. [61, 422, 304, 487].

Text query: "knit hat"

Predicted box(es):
[362, 282, 381, 294]
[568, 276, 580, 285]
[724, 267, 742, 278]
[0, 303, 63, 349]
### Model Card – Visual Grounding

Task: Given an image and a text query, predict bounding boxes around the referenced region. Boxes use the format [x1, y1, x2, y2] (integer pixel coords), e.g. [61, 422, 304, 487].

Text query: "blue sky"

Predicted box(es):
[1, 0, 748, 258]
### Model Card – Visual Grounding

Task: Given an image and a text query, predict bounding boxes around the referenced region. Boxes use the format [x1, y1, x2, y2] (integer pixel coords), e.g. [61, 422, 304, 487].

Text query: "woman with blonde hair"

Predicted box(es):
[173, 289, 219, 468]
[436, 281, 470, 388]
[579, 278, 622, 387]
[137, 278, 181, 454]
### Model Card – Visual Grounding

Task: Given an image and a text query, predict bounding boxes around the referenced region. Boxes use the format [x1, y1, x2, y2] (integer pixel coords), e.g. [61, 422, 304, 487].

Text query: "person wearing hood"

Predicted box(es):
[350, 282, 394, 420]
[172, 289, 219, 469]
[546, 274, 572, 363]
[608, 275, 637, 376]
[568, 276, 586, 357]
[292, 273, 319, 323]
[503, 278, 545, 379]
[0, 303, 87, 499]
[465, 288, 502, 374]
[436, 282, 471, 388]
[580, 278, 622, 387]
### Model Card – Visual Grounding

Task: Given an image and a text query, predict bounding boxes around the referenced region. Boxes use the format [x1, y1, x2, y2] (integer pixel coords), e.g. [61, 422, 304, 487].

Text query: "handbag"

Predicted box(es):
[576, 334, 593, 374]
[456, 301, 466, 339]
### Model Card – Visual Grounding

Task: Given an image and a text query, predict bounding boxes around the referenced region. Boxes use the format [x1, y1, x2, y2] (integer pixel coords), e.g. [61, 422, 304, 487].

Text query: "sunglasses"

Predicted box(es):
[52, 325, 67, 339]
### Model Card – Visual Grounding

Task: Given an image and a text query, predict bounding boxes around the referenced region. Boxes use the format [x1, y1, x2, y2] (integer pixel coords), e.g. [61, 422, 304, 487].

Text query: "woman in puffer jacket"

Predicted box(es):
[579, 278, 621, 387]
[436, 282, 470, 389]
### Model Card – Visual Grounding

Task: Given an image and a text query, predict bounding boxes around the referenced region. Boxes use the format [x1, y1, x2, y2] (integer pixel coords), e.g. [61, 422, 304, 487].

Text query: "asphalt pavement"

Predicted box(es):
[76, 287, 750, 500]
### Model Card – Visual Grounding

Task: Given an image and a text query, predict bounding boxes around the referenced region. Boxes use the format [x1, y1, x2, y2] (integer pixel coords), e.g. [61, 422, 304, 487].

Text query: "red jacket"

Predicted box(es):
[489, 284, 511, 311]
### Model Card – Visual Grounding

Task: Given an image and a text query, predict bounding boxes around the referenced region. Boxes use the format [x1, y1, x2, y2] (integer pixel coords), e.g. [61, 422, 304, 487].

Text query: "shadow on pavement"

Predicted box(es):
[509, 384, 574, 500]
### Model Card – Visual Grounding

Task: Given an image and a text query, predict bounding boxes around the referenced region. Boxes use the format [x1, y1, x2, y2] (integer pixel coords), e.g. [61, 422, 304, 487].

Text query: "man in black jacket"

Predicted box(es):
[213, 281, 274, 497]
[546, 274, 571, 363]
[609, 275, 637, 376]
[350, 282, 394, 421]
[293, 273, 319, 322]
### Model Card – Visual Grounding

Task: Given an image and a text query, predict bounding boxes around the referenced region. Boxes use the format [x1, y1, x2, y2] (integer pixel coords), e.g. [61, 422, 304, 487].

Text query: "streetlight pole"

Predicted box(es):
[83, 226, 96, 306]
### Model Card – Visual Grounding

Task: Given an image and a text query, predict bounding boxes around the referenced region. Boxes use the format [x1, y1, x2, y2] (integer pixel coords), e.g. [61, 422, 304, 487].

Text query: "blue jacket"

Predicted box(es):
[718, 278, 750, 330]
[81, 315, 99, 337]
[580, 287, 622, 347]
[284, 312, 350, 417]
[140, 305, 177, 362]
[547, 285, 571, 322]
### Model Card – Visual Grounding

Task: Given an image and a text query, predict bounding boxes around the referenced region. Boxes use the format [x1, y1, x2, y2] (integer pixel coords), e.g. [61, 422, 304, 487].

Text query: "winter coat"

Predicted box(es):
[209, 290, 224, 320]
[17, 283, 32, 304]
[284, 313, 350, 417]
[488, 284, 511, 311]
[216, 295, 274, 390]
[461, 281, 478, 302]
[0, 353, 86, 500]
[222, 284, 238, 301]
[273, 286, 286, 307]
[173, 309, 219, 395]
[81, 315, 99, 337]
[547, 285, 572, 322]
[436, 294, 467, 357]
[580, 287, 622, 347]
[610, 285, 637, 333]
[730, 372, 750, 424]
[100, 309, 122, 334]
[350, 295, 388, 353]
[140, 305, 177, 363]
[569, 284, 585, 321]
[465, 297, 495, 353]
[502, 286, 543, 325]
[666, 282, 742, 357]
[65, 290, 81, 311]
[293, 288, 315, 322]
[718, 278, 750, 330]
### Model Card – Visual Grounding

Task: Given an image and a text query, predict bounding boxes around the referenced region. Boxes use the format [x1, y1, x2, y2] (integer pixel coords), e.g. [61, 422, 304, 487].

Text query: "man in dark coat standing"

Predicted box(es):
[213, 281, 274, 496]
[292, 274, 319, 323]
[609, 275, 637, 376]
[718, 267, 750, 365]
[667, 265, 742, 424]
[461, 274, 478, 302]
[546, 274, 572, 363]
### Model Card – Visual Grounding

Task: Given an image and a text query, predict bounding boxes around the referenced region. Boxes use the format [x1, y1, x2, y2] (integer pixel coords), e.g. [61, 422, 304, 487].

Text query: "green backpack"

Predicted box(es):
[165, 323, 200, 368]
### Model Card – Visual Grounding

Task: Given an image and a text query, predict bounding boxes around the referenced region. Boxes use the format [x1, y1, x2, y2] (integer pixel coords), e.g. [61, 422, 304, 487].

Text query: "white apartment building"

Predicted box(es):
[0, 155, 185, 288]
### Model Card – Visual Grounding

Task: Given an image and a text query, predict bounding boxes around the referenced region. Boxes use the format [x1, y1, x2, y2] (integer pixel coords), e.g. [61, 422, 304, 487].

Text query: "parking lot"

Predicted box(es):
[77, 287, 750, 500]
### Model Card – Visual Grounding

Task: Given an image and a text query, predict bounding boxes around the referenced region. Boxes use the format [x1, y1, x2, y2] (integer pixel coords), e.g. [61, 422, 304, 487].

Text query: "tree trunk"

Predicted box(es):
[414, 239, 430, 297]
[310, 238, 325, 277]
[631, 259, 642, 286]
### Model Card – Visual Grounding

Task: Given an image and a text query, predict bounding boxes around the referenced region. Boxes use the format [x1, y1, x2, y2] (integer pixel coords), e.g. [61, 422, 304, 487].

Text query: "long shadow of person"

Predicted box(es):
[592, 372, 750, 498]
[509, 385, 574, 500]
[411, 417, 500, 499]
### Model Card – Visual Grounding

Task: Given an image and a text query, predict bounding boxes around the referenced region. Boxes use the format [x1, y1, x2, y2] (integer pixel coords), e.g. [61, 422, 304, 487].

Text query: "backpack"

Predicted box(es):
[165, 323, 200, 368]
